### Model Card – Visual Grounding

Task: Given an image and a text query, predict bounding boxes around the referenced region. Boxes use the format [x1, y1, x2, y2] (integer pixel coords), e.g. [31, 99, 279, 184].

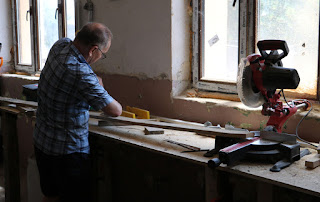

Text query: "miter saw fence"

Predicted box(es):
[237, 40, 309, 133]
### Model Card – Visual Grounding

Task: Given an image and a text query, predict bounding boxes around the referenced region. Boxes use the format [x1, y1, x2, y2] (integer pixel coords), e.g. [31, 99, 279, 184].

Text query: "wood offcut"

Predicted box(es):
[144, 127, 164, 135]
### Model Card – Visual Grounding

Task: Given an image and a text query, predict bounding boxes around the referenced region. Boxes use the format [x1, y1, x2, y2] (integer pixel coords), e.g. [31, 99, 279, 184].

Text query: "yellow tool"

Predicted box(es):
[121, 110, 136, 118]
[123, 106, 150, 119]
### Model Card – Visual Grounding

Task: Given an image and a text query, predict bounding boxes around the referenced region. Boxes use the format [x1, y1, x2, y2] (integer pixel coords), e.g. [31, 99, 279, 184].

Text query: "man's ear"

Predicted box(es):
[88, 45, 97, 57]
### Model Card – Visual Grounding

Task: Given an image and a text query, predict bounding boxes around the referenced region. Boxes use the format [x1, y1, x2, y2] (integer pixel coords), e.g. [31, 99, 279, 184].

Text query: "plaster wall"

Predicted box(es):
[100, 73, 320, 143]
[171, 0, 191, 96]
[81, 0, 172, 81]
[0, 0, 13, 70]
[1, 1, 319, 200]
[76, 0, 320, 143]
[2, 0, 320, 145]
[79, 0, 191, 95]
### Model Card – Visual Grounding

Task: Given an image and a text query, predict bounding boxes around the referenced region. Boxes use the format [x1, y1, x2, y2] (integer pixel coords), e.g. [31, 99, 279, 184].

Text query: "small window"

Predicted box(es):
[193, 0, 320, 99]
[16, 0, 32, 66]
[65, 0, 76, 39]
[38, 0, 59, 70]
[201, 0, 239, 83]
[13, 0, 76, 73]
[257, 0, 319, 98]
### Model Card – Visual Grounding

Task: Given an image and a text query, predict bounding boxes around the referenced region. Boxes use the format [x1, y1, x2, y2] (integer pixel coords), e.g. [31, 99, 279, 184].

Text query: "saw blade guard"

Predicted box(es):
[237, 56, 265, 108]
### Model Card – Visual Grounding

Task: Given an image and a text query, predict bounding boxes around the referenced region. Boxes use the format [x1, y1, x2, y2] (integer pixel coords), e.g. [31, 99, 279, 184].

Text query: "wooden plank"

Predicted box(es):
[150, 115, 205, 126]
[0, 106, 20, 115]
[90, 111, 253, 139]
[0, 96, 37, 108]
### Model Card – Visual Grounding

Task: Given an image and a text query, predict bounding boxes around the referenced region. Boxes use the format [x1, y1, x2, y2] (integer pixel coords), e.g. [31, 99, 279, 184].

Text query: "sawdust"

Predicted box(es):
[225, 148, 320, 196]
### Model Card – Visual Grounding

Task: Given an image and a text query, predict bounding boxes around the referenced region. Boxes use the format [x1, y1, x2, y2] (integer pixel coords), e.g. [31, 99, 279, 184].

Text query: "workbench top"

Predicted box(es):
[89, 118, 214, 164]
[89, 118, 320, 198]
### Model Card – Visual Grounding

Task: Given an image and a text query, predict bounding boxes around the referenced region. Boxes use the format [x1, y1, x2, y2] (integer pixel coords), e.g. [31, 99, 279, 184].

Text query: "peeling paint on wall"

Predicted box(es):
[156, 73, 169, 80]
[205, 102, 216, 112]
[234, 107, 251, 117]
[239, 123, 252, 129]
[226, 121, 234, 126]
[259, 120, 267, 131]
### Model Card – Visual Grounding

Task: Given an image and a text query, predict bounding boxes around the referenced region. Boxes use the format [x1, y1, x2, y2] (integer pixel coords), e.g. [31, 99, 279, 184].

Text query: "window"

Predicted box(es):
[192, 0, 320, 99]
[13, 0, 76, 73]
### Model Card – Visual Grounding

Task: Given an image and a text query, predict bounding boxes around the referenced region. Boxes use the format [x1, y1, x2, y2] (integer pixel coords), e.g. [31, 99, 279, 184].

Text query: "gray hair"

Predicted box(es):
[74, 22, 113, 49]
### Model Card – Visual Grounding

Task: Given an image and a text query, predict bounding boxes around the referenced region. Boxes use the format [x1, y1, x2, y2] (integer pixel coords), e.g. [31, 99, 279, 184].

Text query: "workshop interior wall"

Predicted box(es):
[79, 0, 191, 97]
[0, 0, 13, 73]
[0, 0, 319, 143]
[78, 0, 320, 143]
[0, 1, 320, 200]
[84, 0, 172, 80]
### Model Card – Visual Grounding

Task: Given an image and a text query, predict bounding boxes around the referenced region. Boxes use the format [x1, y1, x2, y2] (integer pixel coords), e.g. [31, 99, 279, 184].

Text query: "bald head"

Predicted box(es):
[74, 22, 113, 49]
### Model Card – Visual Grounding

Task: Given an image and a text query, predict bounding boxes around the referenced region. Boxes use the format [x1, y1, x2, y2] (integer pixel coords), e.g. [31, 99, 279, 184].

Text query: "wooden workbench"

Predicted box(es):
[88, 119, 217, 202]
[88, 118, 320, 201]
[0, 95, 319, 201]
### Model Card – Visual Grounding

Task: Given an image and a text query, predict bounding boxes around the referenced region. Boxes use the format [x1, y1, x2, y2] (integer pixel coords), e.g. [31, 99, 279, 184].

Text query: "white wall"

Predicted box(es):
[81, 0, 172, 80]
[78, 0, 191, 96]
[2, 0, 190, 95]
[171, 0, 191, 96]
[0, 0, 13, 68]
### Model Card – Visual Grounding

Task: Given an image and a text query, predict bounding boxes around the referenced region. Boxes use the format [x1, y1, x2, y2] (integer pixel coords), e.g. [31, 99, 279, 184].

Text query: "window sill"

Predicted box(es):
[174, 89, 320, 120]
[1, 73, 40, 81]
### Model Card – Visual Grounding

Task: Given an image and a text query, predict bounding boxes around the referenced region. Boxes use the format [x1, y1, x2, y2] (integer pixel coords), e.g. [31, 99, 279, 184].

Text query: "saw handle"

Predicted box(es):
[257, 40, 289, 63]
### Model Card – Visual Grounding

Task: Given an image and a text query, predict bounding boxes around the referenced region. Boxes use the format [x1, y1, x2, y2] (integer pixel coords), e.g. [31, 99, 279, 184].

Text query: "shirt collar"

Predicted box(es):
[69, 41, 89, 65]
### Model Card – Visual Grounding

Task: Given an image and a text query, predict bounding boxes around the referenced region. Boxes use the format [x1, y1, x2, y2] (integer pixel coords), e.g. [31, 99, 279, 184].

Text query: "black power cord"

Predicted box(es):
[280, 89, 317, 148]
[293, 99, 318, 148]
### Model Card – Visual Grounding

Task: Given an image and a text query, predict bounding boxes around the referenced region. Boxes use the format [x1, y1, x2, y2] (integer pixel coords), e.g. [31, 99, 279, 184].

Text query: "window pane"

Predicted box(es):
[203, 0, 239, 83]
[17, 0, 32, 65]
[66, 0, 76, 39]
[257, 0, 319, 96]
[38, 0, 59, 70]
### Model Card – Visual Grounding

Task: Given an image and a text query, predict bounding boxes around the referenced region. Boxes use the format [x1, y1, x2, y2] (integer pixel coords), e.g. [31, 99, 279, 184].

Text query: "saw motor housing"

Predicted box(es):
[237, 40, 307, 132]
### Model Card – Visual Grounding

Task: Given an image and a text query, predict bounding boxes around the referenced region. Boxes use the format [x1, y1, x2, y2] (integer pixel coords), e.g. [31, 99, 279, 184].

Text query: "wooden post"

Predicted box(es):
[1, 107, 21, 202]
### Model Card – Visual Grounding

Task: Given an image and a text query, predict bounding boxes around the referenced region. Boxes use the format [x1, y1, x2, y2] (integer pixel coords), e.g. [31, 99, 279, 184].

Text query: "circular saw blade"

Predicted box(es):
[237, 58, 264, 108]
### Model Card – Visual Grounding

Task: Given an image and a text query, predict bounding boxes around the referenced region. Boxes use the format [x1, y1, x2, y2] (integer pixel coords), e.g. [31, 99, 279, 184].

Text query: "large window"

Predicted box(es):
[13, 0, 76, 73]
[193, 0, 320, 99]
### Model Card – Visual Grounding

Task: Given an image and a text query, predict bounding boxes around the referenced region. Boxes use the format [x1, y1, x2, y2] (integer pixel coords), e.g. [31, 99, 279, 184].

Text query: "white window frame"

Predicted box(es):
[192, 0, 255, 94]
[192, 0, 320, 99]
[12, 0, 78, 74]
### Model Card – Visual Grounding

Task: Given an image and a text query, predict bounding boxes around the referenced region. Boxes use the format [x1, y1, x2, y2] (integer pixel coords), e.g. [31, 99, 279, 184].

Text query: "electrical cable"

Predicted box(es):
[280, 89, 293, 108]
[281, 90, 317, 148]
[293, 99, 318, 148]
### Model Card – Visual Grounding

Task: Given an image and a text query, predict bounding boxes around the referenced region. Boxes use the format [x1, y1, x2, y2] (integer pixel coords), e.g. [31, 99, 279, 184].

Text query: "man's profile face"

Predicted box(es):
[89, 40, 111, 65]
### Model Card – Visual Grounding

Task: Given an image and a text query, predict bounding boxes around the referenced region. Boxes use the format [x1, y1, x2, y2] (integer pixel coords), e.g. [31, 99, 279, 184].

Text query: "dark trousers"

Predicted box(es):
[34, 147, 91, 202]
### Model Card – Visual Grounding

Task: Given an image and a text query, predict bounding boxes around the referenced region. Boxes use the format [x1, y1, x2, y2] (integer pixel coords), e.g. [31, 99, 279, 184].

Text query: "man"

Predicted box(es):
[33, 22, 122, 202]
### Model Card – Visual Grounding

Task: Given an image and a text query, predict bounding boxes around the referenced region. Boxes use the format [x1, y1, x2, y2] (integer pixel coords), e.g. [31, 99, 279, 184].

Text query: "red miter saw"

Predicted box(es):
[207, 40, 311, 172]
[237, 40, 308, 132]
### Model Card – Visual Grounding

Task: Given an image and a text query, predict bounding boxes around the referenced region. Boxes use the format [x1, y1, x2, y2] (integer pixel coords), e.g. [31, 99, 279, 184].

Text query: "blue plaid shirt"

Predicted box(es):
[34, 38, 114, 155]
